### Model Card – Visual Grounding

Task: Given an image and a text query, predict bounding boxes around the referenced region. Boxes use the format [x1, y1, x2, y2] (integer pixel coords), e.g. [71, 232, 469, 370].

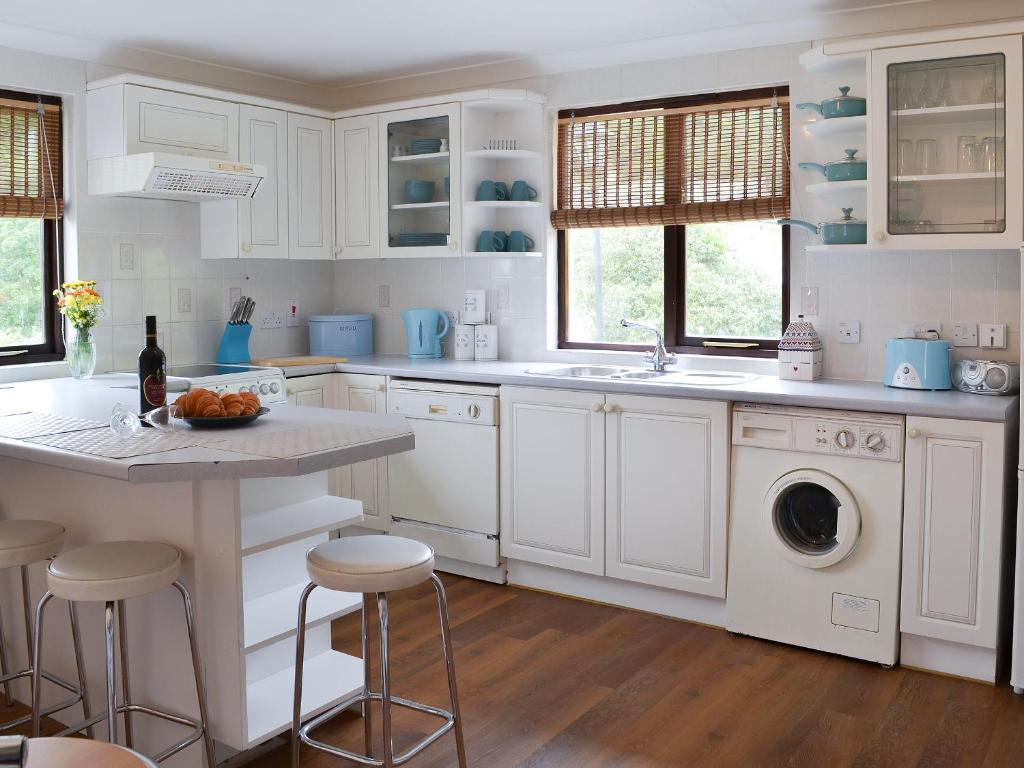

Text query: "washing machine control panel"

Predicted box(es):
[794, 419, 901, 461]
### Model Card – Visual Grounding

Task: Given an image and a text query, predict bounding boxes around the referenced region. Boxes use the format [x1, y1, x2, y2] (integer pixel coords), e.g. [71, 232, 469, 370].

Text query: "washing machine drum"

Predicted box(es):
[764, 469, 861, 569]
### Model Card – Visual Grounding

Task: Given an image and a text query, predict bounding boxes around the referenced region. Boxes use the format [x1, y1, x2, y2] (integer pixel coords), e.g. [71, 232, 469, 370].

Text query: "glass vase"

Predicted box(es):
[65, 327, 97, 380]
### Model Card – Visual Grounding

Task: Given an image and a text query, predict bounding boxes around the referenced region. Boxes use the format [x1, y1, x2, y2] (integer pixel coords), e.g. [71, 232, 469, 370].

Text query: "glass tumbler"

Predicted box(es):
[896, 139, 914, 175]
[981, 136, 1003, 172]
[957, 135, 979, 172]
[915, 139, 940, 175]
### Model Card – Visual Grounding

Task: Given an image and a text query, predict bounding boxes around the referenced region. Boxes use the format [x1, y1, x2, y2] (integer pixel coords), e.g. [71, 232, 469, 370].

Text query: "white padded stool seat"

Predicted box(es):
[47, 541, 181, 602]
[307, 536, 434, 593]
[0, 520, 65, 569]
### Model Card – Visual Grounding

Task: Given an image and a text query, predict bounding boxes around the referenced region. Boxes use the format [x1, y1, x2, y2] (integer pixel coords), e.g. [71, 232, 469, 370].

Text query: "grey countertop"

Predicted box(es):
[0, 376, 414, 483]
[280, 354, 1018, 423]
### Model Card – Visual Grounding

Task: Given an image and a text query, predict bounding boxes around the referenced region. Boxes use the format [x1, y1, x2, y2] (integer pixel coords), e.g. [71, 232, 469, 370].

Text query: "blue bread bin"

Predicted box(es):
[309, 314, 374, 357]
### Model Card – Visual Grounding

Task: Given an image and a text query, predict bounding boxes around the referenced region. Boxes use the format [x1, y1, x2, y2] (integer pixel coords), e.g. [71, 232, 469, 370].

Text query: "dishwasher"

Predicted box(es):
[386, 379, 504, 583]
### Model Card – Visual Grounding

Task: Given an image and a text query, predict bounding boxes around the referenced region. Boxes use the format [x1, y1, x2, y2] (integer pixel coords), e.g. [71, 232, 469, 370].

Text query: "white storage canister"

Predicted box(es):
[309, 314, 374, 356]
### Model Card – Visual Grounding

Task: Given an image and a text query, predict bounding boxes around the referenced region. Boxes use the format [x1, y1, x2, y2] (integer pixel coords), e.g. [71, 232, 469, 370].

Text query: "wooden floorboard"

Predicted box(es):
[13, 574, 1024, 767]
[235, 574, 1024, 768]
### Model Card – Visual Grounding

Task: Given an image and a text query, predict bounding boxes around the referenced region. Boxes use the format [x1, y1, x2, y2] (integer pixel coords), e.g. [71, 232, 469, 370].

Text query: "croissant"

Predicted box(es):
[238, 392, 261, 416]
[220, 393, 245, 418]
[194, 392, 225, 418]
[179, 388, 213, 417]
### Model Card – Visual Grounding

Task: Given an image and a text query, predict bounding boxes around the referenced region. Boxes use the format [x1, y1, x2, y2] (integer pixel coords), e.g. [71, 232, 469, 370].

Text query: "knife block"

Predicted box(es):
[215, 323, 252, 365]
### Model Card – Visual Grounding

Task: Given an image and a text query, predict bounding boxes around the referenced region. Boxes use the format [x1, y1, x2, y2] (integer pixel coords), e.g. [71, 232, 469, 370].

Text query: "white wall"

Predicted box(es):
[335, 39, 1021, 380]
[0, 44, 334, 374]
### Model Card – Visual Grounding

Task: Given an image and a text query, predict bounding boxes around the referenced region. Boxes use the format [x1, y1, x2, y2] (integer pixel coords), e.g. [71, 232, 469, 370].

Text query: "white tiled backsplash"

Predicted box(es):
[74, 197, 335, 373]
[334, 257, 548, 361]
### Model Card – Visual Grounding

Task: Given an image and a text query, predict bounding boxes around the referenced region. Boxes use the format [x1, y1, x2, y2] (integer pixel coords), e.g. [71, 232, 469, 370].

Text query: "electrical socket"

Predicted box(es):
[953, 323, 978, 347]
[378, 285, 391, 308]
[838, 320, 861, 344]
[286, 300, 300, 327]
[260, 310, 284, 329]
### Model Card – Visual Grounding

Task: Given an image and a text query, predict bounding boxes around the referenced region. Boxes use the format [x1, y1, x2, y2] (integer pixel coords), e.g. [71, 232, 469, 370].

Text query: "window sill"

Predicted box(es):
[542, 346, 777, 376]
[0, 360, 68, 384]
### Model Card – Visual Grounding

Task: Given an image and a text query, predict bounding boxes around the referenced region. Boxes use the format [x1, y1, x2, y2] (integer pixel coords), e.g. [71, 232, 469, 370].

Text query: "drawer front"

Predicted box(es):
[126, 85, 239, 160]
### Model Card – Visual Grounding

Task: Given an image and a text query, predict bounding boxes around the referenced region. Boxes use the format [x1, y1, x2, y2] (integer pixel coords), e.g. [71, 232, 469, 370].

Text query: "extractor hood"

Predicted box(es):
[88, 152, 266, 201]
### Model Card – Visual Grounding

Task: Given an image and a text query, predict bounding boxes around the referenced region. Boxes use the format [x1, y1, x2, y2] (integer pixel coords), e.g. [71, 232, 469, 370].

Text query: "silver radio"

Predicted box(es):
[951, 360, 1020, 395]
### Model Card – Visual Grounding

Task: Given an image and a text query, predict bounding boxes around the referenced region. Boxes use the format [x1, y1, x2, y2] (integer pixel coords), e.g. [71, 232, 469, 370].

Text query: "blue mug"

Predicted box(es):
[476, 180, 508, 201]
[507, 231, 535, 252]
[476, 230, 505, 252]
[510, 180, 538, 201]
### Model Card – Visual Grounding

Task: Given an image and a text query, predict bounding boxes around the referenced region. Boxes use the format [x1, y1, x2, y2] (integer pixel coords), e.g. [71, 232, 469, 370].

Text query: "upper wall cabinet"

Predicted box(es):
[335, 114, 380, 260]
[868, 35, 1023, 249]
[288, 114, 335, 261]
[201, 105, 289, 260]
[87, 84, 239, 161]
[379, 103, 462, 258]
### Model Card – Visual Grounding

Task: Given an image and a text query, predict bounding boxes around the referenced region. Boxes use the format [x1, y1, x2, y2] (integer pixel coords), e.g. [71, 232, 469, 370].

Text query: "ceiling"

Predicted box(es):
[0, 0, 936, 88]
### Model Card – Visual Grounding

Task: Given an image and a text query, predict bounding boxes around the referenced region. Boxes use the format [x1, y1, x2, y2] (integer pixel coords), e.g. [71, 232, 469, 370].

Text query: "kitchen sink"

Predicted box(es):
[612, 370, 668, 380]
[661, 371, 758, 386]
[525, 365, 632, 378]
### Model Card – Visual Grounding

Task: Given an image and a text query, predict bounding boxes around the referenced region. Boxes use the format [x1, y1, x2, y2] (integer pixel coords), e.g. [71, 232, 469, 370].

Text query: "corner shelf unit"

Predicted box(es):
[390, 151, 450, 164]
[805, 179, 868, 197]
[803, 114, 868, 137]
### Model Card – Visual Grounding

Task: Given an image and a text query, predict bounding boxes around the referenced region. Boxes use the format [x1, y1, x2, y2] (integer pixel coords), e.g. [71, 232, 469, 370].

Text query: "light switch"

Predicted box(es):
[286, 300, 300, 327]
[980, 323, 1007, 349]
[838, 320, 860, 344]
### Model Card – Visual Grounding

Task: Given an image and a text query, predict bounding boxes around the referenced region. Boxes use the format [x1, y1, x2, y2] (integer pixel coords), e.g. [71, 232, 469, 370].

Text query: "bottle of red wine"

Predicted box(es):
[139, 315, 166, 418]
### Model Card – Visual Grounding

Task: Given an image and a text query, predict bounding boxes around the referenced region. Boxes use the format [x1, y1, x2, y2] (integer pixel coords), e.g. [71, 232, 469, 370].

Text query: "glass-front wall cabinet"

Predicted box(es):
[378, 103, 461, 258]
[870, 36, 1022, 249]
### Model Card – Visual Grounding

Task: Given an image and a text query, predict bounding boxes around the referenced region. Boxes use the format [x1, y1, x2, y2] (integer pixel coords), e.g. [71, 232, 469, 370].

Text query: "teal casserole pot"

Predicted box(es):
[796, 86, 866, 119]
[798, 149, 867, 182]
[778, 208, 867, 245]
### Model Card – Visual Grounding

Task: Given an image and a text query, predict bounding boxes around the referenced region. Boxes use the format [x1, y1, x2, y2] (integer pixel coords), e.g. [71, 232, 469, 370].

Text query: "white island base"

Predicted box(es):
[0, 461, 368, 767]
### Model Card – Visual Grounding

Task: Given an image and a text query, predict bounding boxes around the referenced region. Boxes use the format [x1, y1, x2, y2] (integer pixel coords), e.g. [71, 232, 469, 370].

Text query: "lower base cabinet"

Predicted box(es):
[901, 415, 1010, 649]
[500, 386, 729, 594]
[334, 373, 389, 530]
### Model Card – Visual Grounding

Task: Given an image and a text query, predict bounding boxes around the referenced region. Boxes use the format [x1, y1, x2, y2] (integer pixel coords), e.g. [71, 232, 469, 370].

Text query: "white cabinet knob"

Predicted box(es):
[448, 239, 458, 251]
[334, 245, 343, 255]
[378, 384, 386, 393]
[241, 243, 253, 253]
[907, 427, 921, 439]
[603, 403, 617, 413]
[591, 402, 603, 413]
[874, 231, 886, 242]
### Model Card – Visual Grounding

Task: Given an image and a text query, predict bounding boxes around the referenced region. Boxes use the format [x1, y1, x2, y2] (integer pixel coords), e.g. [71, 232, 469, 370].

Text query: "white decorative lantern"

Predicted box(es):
[778, 315, 823, 381]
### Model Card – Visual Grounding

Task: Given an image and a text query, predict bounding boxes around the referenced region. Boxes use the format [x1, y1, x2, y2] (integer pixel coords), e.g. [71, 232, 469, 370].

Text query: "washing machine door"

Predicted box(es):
[764, 469, 861, 569]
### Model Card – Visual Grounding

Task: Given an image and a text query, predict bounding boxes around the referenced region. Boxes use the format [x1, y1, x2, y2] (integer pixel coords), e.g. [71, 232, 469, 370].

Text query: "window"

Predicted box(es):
[555, 88, 790, 355]
[0, 89, 64, 365]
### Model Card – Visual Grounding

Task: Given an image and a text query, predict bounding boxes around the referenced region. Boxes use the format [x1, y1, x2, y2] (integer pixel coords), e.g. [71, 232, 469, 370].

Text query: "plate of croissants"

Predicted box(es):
[175, 387, 268, 428]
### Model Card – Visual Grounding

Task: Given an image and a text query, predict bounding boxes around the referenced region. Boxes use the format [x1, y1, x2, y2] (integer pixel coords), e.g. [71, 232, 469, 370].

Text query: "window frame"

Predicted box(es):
[0, 89, 65, 366]
[555, 87, 790, 358]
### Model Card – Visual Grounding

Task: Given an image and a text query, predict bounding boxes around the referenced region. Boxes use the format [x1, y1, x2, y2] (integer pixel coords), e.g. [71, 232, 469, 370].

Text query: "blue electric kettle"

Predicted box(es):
[402, 309, 450, 359]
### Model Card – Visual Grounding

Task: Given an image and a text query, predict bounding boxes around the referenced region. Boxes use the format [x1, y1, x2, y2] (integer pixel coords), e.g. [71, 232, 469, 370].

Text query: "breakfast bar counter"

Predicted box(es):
[0, 376, 415, 766]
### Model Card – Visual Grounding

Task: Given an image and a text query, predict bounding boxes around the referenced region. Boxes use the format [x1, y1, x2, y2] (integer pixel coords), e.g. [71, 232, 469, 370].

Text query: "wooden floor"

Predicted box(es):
[239, 575, 1024, 768]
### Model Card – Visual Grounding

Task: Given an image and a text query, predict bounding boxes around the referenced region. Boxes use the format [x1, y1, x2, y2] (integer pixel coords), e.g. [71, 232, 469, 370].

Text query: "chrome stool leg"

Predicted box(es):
[117, 600, 134, 748]
[292, 582, 316, 768]
[29, 592, 53, 737]
[377, 592, 394, 768]
[361, 594, 372, 759]
[173, 581, 215, 768]
[431, 574, 467, 768]
[0, 604, 13, 707]
[104, 601, 118, 745]
[68, 601, 93, 739]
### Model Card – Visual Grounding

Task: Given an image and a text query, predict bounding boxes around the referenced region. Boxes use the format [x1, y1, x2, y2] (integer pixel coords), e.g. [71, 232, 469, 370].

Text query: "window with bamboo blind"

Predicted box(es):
[556, 87, 790, 356]
[553, 91, 789, 228]
[0, 88, 64, 364]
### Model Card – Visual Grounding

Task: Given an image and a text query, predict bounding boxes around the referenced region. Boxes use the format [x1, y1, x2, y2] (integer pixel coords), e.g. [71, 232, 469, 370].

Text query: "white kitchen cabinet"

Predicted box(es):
[604, 394, 729, 597]
[87, 83, 239, 161]
[200, 105, 289, 260]
[334, 114, 380, 260]
[868, 35, 1022, 249]
[334, 374, 389, 531]
[901, 416, 1008, 648]
[500, 387, 605, 575]
[286, 374, 335, 409]
[288, 114, 334, 260]
[379, 103, 462, 258]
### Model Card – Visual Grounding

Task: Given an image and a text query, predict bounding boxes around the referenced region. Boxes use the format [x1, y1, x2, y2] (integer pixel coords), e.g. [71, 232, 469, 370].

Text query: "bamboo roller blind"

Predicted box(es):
[552, 95, 789, 228]
[0, 96, 63, 219]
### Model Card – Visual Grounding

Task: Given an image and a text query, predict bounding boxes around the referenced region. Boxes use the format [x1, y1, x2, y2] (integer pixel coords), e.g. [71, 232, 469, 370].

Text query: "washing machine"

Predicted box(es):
[726, 403, 905, 665]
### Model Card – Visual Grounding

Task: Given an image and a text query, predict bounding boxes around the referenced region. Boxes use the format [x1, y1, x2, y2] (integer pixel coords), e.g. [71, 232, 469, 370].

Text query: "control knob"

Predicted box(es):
[269, 382, 281, 394]
[467, 403, 481, 419]
[238, 386, 249, 394]
[259, 383, 270, 395]
[834, 429, 855, 449]
[864, 432, 886, 453]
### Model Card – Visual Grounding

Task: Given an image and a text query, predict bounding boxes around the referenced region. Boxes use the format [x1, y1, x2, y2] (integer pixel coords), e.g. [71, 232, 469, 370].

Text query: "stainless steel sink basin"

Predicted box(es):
[662, 371, 758, 386]
[525, 365, 632, 378]
[612, 370, 668, 380]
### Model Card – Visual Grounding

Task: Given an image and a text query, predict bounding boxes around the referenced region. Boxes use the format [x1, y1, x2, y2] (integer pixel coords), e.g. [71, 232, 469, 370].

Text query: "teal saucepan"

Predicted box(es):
[798, 149, 867, 182]
[796, 86, 866, 119]
[778, 207, 867, 245]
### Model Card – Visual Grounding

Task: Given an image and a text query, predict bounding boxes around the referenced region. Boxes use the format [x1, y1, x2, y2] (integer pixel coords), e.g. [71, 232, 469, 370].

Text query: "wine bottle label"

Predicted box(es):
[143, 373, 167, 408]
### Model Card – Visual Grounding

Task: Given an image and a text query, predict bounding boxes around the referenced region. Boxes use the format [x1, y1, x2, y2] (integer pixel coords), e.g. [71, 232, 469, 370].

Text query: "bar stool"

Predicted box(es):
[30, 541, 215, 767]
[25, 737, 159, 768]
[0, 520, 90, 732]
[292, 535, 467, 768]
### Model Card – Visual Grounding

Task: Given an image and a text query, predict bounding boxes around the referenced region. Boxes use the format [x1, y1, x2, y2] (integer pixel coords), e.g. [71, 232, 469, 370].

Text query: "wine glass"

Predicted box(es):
[109, 402, 185, 436]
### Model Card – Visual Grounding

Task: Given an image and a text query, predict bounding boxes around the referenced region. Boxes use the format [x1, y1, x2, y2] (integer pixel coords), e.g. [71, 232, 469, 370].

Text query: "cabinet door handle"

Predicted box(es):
[907, 427, 921, 439]
[874, 231, 886, 242]
[603, 403, 617, 413]
[591, 402, 604, 413]
[241, 242, 252, 253]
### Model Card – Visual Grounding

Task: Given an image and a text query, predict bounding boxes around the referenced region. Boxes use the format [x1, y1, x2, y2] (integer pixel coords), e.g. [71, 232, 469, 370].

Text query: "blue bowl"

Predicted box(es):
[404, 180, 436, 204]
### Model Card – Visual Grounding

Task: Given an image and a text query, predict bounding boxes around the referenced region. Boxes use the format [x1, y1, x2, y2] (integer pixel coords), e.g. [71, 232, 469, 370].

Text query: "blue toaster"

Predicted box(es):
[884, 338, 951, 390]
